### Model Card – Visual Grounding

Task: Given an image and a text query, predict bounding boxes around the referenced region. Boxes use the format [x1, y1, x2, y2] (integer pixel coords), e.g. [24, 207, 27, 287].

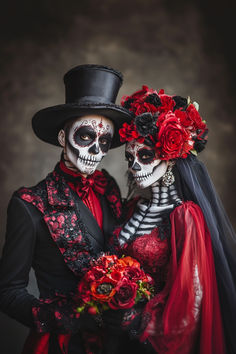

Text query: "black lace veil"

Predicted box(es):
[175, 155, 236, 354]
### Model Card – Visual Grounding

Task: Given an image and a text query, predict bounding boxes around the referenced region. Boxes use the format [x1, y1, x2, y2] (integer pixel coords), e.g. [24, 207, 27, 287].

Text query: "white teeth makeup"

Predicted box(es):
[64, 115, 114, 175]
[126, 140, 168, 188]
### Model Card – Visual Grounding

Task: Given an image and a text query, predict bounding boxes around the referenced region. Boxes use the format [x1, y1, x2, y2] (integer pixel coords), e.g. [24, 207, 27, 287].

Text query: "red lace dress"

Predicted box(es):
[112, 200, 225, 354]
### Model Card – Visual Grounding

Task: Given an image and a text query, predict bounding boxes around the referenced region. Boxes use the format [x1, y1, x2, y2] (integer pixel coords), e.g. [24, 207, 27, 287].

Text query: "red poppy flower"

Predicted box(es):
[90, 277, 117, 302]
[118, 256, 141, 268]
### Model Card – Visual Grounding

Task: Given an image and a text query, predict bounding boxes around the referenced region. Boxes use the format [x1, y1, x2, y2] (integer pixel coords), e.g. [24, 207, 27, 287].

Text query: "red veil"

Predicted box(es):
[140, 201, 225, 353]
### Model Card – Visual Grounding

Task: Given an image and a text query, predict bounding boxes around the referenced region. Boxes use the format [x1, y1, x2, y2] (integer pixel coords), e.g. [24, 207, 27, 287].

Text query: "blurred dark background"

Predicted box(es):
[0, 0, 235, 352]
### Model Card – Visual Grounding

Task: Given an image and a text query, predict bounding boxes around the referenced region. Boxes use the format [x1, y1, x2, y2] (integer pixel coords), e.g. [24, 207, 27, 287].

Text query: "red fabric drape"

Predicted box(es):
[22, 332, 71, 353]
[22, 332, 71, 354]
[141, 201, 225, 353]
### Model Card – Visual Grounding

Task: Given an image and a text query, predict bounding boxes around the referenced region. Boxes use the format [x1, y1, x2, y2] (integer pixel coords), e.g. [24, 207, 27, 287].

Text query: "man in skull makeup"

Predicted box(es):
[58, 115, 114, 176]
[0, 65, 132, 353]
[109, 86, 236, 353]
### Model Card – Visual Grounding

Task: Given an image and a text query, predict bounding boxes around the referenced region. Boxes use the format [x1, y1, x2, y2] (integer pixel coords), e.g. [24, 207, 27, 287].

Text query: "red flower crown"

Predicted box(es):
[119, 86, 208, 160]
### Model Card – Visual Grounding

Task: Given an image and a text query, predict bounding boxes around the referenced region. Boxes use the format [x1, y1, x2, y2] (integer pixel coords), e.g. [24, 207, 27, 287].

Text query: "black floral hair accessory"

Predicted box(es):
[145, 93, 161, 107]
[119, 86, 208, 161]
[172, 96, 188, 111]
[135, 112, 158, 137]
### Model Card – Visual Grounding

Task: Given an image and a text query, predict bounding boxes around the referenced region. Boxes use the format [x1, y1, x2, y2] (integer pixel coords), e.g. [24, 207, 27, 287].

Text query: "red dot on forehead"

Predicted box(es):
[98, 122, 103, 128]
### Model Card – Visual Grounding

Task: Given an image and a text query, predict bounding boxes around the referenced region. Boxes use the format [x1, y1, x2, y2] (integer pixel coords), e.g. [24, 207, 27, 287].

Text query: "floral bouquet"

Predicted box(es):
[76, 254, 154, 315]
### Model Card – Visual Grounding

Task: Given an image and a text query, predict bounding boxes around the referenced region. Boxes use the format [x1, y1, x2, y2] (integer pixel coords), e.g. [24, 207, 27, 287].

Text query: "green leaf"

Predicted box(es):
[190, 149, 198, 156]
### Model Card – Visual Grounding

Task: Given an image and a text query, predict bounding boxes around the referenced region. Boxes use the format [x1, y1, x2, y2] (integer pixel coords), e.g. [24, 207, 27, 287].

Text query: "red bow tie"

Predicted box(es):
[58, 160, 107, 199]
[74, 170, 107, 199]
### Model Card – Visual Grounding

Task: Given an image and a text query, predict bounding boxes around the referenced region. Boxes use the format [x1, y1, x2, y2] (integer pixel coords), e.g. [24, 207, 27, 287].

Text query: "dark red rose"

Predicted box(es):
[109, 278, 138, 310]
[156, 112, 194, 160]
[124, 266, 145, 281]
[84, 268, 106, 283]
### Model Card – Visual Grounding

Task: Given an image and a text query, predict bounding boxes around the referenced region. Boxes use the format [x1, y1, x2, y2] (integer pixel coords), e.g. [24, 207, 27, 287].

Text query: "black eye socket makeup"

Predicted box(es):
[138, 148, 155, 164]
[99, 133, 112, 153]
[73, 126, 96, 146]
[125, 151, 134, 168]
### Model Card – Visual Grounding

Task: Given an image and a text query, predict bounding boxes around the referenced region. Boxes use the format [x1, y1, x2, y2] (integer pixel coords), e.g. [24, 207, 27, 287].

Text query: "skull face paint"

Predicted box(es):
[65, 115, 114, 175]
[125, 140, 168, 188]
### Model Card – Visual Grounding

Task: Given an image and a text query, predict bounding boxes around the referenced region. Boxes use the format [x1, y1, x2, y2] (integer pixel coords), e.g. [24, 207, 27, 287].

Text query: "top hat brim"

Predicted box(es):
[32, 103, 133, 149]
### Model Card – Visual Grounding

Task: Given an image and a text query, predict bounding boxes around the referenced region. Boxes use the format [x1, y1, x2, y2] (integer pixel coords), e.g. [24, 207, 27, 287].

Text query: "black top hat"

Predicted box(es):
[32, 64, 133, 148]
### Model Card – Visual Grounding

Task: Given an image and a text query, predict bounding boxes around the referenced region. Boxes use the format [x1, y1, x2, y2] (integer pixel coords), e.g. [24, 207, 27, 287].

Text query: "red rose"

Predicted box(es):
[184, 104, 206, 131]
[109, 278, 138, 310]
[158, 94, 175, 113]
[121, 85, 156, 104]
[130, 101, 158, 115]
[107, 269, 124, 282]
[156, 112, 194, 160]
[119, 122, 139, 142]
[124, 266, 145, 281]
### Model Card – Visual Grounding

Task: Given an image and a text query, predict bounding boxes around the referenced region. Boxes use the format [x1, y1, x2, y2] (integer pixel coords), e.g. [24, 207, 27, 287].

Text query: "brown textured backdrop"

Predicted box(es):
[0, 0, 235, 352]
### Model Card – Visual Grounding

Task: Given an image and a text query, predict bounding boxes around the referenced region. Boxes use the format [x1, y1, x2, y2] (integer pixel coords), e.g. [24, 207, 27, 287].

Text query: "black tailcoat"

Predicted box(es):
[0, 164, 122, 353]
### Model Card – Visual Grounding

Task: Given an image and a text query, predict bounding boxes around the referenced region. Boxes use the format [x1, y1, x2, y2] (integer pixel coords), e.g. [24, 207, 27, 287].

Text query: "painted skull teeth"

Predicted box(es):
[78, 154, 101, 166]
[134, 172, 153, 181]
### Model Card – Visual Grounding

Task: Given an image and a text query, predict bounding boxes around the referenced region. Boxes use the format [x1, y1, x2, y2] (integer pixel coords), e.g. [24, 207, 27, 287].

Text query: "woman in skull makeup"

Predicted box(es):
[109, 86, 236, 354]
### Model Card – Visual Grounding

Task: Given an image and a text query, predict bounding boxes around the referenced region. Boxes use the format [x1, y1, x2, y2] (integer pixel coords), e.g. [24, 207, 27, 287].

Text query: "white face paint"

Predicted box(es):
[125, 140, 168, 188]
[65, 115, 114, 175]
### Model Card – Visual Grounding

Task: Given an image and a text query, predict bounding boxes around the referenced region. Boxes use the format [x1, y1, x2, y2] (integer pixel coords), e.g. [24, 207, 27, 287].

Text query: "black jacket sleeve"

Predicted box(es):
[0, 196, 101, 334]
[0, 196, 38, 327]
